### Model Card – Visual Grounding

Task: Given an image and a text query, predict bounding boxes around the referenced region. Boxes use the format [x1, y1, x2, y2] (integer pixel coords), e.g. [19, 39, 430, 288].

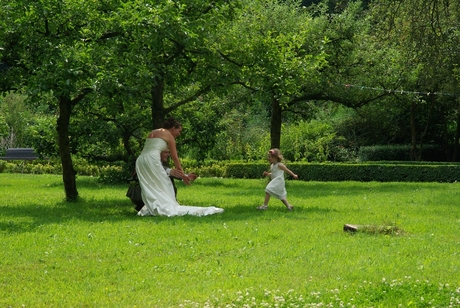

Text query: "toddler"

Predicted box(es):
[257, 148, 298, 211]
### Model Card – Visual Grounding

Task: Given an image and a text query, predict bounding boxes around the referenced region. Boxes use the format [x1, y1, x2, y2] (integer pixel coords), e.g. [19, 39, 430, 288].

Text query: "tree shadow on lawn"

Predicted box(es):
[224, 204, 336, 220]
[289, 181, 446, 198]
[0, 195, 337, 234]
[193, 179, 439, 199]
[0, 198, 137, 234]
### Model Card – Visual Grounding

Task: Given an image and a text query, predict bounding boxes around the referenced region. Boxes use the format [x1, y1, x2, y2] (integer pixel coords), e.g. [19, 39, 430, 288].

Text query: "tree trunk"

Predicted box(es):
[270, 97, 282, 149]
[417, 96, 435, 161]
[453, 106, 460, 161]
[57, 96, 78, 201]
[409, 100, 419, 161]
[151, 76, 167, 129]
[122, 129, 137, 172]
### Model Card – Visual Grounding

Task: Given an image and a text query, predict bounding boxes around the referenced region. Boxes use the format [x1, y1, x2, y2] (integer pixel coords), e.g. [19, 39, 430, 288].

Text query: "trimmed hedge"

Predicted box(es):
[3, 159, 460, 183]
[225, 162, 460, 182]
[225, 163, 267, 179]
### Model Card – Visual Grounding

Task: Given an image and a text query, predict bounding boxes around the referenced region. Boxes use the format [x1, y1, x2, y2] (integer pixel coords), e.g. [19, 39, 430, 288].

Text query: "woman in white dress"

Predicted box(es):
[136, 118, 224, 217]
[257, 148, 298, 211]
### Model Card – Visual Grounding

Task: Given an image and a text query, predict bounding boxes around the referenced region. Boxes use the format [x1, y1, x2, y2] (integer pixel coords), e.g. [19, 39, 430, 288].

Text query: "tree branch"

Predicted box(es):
[71, 88, 93, 106]
[166, 85, 212, 112]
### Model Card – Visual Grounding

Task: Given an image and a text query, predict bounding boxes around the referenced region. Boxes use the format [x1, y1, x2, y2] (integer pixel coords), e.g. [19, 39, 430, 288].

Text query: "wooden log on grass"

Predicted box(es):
[344, 224, 401, 235]
[343, 224, 360, 232]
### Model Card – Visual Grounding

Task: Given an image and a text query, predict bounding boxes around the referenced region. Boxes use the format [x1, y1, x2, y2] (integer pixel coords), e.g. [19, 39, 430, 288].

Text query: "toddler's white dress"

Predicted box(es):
[265, 162, 287, 200]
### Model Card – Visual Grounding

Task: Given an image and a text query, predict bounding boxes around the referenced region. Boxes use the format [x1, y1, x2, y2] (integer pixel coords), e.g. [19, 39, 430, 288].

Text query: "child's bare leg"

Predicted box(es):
[257, 192, 271, 210]
[264, 192, 271, 206]
[281, 199, 293, 210]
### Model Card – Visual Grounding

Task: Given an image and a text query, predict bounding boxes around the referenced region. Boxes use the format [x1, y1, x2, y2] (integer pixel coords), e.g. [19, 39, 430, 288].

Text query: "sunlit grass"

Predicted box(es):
[0, 174, 459, 307]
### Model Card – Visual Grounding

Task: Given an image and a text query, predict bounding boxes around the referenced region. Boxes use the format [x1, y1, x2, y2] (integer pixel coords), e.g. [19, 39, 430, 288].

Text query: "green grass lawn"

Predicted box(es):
[0, 173, 459, 307]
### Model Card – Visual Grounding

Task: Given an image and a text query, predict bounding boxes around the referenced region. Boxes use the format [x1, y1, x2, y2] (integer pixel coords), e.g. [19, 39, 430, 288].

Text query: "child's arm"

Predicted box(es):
[263, 164, 273, 177]
[278, 163, 298, 180]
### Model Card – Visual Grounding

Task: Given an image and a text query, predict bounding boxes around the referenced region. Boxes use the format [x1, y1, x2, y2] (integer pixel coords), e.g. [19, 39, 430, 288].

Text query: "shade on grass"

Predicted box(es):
[1, 174, 459, 307]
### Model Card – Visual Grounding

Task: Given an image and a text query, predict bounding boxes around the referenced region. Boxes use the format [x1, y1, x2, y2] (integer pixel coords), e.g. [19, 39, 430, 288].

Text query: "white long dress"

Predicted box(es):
[135, 138, 224, 217]
[265, 162, 287, 200]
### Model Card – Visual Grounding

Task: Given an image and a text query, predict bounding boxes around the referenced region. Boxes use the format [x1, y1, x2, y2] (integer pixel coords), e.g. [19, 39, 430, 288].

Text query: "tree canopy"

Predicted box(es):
[2, 0, 460, 199]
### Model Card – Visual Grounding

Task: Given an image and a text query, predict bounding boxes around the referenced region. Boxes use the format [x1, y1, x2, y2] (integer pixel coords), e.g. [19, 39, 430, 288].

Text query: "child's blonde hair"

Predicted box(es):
[268, 148, 283, 162]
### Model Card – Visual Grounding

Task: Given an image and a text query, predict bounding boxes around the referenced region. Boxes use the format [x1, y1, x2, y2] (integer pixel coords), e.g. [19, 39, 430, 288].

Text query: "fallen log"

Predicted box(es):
[344, 224, 402, 235]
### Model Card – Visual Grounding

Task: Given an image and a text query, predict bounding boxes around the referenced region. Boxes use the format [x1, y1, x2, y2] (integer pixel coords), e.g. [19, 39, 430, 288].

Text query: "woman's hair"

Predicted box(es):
[268, 148, 283, 162]
[162, 117, 182, 129]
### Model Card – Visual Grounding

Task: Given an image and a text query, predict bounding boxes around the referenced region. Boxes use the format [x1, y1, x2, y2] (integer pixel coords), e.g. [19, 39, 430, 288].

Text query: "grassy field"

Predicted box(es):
[0, 173, 459, 307]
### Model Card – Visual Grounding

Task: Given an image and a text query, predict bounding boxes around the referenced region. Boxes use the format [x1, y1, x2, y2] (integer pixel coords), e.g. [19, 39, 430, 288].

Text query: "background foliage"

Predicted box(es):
[2, 0, 460, 189]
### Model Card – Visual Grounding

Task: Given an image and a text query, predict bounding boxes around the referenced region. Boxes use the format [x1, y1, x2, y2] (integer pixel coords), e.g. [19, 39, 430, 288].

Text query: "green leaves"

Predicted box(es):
[214, 0, 326, 104]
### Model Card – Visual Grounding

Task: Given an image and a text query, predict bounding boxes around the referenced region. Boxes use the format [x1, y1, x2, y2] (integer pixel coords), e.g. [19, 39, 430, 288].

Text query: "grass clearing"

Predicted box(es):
[1, 173, 459, 307]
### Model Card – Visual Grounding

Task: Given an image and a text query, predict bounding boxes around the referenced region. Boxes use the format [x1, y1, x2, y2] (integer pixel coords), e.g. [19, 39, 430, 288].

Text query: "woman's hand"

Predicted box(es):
[169, 169, 183, 178]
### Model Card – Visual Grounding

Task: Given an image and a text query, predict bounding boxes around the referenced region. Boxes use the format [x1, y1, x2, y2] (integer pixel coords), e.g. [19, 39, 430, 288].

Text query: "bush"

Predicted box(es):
[0, 160, 6, 173]
[281, 120, 336, 162]
[97, 165, 126, 184]
[289, 162, 460, 182]
[225, 163, 268, 179]
[224, 161, 460, 182]
[3, 157, 460, 183]
[72, 158, 101, 176]
[359, 145, 446, 161]
[195, 164, 227, 178]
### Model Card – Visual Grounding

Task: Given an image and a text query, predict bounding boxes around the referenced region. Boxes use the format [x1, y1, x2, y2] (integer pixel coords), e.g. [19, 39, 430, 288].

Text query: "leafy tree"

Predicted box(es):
[281, 120, 337, 162]
[70, 0, 240, 167]
[174, 96, 226, 161]
[26, 115, 58, 157]
[214, 0, 391, 151]
[0, 93, 33, 150]
[104, 0, 237, 130]
[0, 1, 115, 200]
[0, 115, 9, 154]
[213, 0, 328, 149]
[368, 0, 460, 160]
[197, 87, 269, 161]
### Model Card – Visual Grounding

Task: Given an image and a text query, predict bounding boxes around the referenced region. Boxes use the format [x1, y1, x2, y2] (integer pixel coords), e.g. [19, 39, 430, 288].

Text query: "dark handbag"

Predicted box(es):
[126, 173, 144, 211]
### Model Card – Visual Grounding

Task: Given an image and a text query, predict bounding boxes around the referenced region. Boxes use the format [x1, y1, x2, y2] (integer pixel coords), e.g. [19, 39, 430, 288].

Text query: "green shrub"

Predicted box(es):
[290, 162, 460, 182]
[73, 158, 100, 176]
[194, 164, 226, 178]
[359, 145, 445, 161]
[225, 163, 268, 179]
[3, 157, 460, 183]
[97, 165, 126, 184]
[180, 157, 199, 170]
[224, 161, 460, 182]
[281, 120, 336, 162]
[3, 161, 31, 173]
[30, 162, 56, 174]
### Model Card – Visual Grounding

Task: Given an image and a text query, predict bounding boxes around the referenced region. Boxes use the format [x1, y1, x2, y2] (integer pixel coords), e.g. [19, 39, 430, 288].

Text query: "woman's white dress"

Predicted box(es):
[135, 138, 224, 217]
[265, 163, 287, 200]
